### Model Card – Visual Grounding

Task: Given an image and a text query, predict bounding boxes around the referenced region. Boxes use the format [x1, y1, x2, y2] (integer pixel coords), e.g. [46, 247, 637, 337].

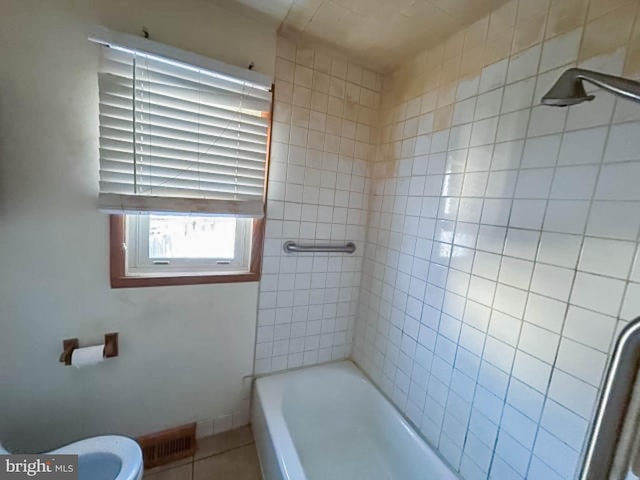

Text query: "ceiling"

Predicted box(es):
[215, 0, 511, 72]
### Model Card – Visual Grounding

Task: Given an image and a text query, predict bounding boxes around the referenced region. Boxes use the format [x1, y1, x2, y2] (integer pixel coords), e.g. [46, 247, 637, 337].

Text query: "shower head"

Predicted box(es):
[541, 68, 640, 107]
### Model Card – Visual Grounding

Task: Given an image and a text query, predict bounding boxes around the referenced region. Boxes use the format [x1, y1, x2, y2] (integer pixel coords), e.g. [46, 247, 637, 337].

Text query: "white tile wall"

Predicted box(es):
[351, 29, 640, 480]
[254, 38, 381, 375]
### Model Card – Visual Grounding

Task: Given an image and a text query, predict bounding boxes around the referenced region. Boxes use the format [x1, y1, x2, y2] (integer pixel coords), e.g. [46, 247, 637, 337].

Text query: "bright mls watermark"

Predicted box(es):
[0, 456, 77, 480]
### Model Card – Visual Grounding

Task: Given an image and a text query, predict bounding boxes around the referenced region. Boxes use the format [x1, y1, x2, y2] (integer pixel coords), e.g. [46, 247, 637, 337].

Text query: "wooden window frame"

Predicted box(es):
[109, 215, 265, 288]
[108, 86, 274, 289]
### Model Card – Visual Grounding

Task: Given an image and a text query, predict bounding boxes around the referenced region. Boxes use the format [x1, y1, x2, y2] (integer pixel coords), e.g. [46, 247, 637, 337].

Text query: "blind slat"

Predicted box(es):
[103, 116, 267, 149]
[100, 159, 266, 187]
[99, 134, 266, 164]
[99, 147, 266, 171]
[98, 45, 271, 216]
[100, 74, 269, 127]
[101, 124, 266, 156]
[101, 157, 265, 179]
[100, 103, 268, 136]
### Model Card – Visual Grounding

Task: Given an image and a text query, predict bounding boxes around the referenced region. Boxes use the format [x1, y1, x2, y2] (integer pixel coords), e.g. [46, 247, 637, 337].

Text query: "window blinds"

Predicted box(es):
[93, 29, 272, 217]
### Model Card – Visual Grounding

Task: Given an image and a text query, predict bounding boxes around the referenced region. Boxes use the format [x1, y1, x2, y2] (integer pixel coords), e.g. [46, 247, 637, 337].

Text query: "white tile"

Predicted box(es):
[496, 110, 530, 142]
[476, 225, 507, 254]
[537, 232, 582, 269]
[586, 201, 640, 241]
[499, 257, 534, 290]
[458, 198, 483, 223]
[494, 284, 527, 318]
[475, 89, 503, 120]
[455, 222, 479, 248]
[482, 199, 512, 226]
[579, 237, 636, 279]
[563, 306, 616, 352]
[614, 97, 640, 123]
[570, 272, 626, 316]
[543, 200, 590, 234]
[515, 169, 554, 198]
[533, 429, 580, 479]
[479, 59, 509, 93]
[549, 165, 599, 200]
[548, 369, 598, 418]
[470, 117, 499, 147]
[596, 162, 640, 201]
[507, 378, 544, 420]
[509, 199, 546, 229]
[632, 253, 640, 283]
[521, 134, 561, 168]
[527, 105, 567, 138]
[494, 431, 531, 476]
[449, 124, 473, 150]
[604, 122, 640, 163]
[518, 322, 559, 364]
[512, 350, 552, 393]
[530, 264, 574, 301]
[507, 45, 541, 84]
[565, 92, 616, 131]
[483, 336, 515, 373]
[467, 145, 493, 172]
[468, 275, 497, 306]
[504, 228, 540, 260]
[486, 170, 518, 197]
[525, 293, 567, 334]
[540, 400, 589, 451]
[621, 282, 640, 321]
[539, 29, 582, 72]
[501, 77, 536, 114]
[488, 311, 521, 346]
[473, 251, 502, 280]
[463, 433, 492, 473]
[557, 127, 608, 166]
[556, 337, 607, 386]
[490, 454, 527, 480]
[501, 405, 538, 449]
[528, 457, 565, 480]
[492, 141, 524, 171]
[453, 98, 477, 126]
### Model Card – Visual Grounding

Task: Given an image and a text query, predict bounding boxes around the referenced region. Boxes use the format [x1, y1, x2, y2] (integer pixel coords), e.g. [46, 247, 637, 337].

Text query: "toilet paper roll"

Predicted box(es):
[71, 345, 105, 368]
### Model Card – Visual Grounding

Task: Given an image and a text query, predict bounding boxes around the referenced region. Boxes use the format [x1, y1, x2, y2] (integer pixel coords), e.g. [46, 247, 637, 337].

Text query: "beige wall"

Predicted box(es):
[0, 0, 275, 452]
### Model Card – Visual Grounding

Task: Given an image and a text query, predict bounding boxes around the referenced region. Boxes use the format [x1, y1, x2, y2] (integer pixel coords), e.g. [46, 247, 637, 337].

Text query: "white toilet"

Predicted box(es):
[0, 436, 143, 480]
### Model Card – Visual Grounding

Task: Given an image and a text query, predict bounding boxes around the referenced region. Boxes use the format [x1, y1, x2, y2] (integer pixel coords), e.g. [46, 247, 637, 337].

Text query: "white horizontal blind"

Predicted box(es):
[97, 45, 271, 217]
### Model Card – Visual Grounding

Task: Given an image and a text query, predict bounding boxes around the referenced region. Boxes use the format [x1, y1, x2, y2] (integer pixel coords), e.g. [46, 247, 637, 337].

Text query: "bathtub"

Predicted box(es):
[252, 361, 459, 480]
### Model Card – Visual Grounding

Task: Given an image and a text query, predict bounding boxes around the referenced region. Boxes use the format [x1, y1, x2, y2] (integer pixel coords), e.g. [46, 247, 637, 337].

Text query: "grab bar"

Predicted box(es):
[581, 316, 640, 479]
[283, 241, 356, 254]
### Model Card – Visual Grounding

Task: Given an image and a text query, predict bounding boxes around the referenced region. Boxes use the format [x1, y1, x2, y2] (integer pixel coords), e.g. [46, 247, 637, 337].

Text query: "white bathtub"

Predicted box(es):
[252, 361, 459, 480]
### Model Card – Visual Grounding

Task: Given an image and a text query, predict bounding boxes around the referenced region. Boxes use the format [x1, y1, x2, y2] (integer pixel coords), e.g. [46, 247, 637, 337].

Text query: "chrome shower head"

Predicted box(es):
[541, 68, 640, 107]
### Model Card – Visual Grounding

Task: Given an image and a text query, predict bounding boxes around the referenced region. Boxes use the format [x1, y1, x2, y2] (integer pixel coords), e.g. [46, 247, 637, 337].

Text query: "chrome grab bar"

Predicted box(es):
[283, 241, 356, 254]
[581, 316, 640, 480]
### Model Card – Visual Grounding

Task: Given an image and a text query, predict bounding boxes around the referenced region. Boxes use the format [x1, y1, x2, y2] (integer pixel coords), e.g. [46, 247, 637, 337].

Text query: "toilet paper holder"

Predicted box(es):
[59, 332, 119, 366]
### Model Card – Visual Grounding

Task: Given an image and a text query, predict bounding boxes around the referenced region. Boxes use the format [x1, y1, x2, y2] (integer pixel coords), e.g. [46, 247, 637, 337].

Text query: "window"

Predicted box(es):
[91, 27, 272, 287]
[126, 215, 251, 275]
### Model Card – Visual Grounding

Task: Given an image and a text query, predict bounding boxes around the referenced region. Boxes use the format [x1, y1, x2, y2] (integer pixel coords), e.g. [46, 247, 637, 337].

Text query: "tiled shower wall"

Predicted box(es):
[254, 38, 381, 374]
[352, 1, 640, 480]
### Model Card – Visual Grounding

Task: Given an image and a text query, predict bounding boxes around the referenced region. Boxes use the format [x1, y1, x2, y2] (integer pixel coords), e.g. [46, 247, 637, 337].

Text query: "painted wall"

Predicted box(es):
[0, 0, 275, 452]
[353, 1, 640, 479]
[254, 37, 381, 374]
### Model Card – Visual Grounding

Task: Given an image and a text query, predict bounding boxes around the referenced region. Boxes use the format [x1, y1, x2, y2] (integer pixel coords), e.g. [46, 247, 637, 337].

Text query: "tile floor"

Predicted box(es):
[143, 427, 262, 480]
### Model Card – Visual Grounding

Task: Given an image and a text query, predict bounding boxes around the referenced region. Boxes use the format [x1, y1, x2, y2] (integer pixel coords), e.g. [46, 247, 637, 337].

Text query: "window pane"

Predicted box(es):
[148, 215, 236, 259]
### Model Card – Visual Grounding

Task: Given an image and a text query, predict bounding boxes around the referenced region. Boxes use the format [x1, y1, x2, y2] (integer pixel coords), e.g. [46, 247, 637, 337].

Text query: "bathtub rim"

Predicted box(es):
[252, 359, 461, 480]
